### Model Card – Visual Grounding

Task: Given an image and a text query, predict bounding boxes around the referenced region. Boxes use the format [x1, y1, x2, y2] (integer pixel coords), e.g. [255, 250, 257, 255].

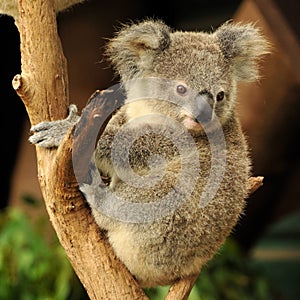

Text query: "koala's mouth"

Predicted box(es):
[182, 115, 203, 131]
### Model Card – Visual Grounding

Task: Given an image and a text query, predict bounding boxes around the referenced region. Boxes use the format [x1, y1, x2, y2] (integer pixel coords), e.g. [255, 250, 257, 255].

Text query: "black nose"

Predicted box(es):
[195, 94, 213, 123]
[196, 109, 212, 124]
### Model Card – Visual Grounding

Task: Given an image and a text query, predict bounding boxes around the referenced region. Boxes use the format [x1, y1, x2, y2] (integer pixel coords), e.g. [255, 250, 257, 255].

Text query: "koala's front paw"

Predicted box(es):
[79, 157, 107, 209]
[29, 104, 80, 148]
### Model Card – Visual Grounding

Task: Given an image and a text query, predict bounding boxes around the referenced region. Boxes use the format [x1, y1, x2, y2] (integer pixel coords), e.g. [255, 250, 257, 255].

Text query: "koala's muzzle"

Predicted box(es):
[195, 93, 214, 124]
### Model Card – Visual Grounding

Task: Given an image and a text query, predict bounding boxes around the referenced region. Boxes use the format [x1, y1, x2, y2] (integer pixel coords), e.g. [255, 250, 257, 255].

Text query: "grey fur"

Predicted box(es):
[29, 104, 79, 148]
[29, 20, 270, 287]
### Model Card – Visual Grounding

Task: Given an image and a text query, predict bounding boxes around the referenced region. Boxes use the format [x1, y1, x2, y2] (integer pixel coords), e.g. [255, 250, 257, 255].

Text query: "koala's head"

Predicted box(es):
[106, 20, 269, 133]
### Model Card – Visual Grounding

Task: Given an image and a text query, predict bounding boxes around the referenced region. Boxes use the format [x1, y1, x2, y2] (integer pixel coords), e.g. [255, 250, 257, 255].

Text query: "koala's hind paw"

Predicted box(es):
[29, 104, 80, 148]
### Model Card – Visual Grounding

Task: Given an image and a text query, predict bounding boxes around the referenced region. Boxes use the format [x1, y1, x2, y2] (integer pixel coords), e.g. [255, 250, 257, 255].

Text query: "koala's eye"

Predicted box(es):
[216, 91, 225, 102]
[176, 84, 187, 95]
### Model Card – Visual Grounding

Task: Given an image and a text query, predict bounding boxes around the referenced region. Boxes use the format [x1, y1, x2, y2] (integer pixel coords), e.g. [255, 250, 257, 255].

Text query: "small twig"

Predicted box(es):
[248, 176, 264, 194]
[165, 274, 199, 300]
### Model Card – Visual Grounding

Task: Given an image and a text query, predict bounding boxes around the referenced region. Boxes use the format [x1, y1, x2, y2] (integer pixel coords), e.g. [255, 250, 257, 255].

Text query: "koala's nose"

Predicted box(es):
[195, 93, 213, 124]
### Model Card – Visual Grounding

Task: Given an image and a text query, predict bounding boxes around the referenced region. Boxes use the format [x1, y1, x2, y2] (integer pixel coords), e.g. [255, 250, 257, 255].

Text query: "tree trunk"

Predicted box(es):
[12, 1, 263, 299]
[13, 0, 147, 299]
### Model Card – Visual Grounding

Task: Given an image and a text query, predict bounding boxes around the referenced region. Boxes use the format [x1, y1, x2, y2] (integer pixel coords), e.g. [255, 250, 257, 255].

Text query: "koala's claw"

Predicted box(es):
[66, 104, 78, 122]
[30, 121, 55, 133]
[29, 104, 80, 148]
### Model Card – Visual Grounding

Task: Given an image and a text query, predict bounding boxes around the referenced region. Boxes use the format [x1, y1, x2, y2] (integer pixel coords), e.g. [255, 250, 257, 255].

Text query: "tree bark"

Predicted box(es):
[12, 1, 264, 299]
[13, 0, 147, 299]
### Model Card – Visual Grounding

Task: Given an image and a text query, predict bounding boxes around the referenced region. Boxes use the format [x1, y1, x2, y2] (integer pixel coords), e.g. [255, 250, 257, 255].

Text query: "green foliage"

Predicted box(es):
[145, 239, 277, 300]
[0, 207, 87, 300]
[0, 203, 276, 300]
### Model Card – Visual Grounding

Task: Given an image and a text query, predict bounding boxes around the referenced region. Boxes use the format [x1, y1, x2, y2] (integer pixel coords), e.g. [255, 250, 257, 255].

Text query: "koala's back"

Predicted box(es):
[92, 114, 250, 287]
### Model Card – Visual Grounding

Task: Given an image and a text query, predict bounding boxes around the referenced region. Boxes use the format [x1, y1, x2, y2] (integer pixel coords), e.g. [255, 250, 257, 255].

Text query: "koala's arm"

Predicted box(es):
[29, 104, 80, 148]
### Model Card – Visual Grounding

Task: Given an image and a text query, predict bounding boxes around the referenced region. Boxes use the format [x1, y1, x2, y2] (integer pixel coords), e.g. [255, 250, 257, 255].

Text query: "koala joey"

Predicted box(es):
[29, 20, 269, 287]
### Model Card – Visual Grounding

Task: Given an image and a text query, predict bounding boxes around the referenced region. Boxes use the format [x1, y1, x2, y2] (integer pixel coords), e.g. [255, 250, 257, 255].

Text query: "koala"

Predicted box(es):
[29, 20, 269, 287]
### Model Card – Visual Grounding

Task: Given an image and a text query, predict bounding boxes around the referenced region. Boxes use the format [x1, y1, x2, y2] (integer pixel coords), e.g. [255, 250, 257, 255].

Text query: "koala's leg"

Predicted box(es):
[29, 104, 80, 148]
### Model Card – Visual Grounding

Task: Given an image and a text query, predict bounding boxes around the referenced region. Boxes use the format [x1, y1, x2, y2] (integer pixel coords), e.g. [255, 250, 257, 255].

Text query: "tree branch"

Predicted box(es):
[14, 0, 147, 299]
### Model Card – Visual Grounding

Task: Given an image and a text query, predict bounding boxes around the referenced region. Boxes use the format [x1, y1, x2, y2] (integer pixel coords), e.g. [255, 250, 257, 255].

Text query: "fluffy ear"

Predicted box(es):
[106, 20, 171, 81]
[214, 22, 270, 82]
